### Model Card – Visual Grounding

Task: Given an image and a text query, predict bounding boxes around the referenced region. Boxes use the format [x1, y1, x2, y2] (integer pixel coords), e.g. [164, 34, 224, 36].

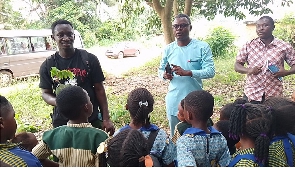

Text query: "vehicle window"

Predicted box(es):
[6, 37, 30, 55]
[30, 36, 46, 51]
[0, 38, 7, 55]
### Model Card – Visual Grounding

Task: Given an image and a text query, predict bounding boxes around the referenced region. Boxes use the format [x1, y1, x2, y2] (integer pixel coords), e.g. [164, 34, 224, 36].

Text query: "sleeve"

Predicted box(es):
[88, 53, 105, 83]
[39, 59, 53, 89]
[216, 136, 231, 167]
[176, 137, 196, 167]
[157, 47, 168, 80]
[151, 129, 176, 165]
[236, 43, 249, 64]
[284, 43, 295, 67]
[191, 44, 215, 79]
[31, 141, 52, 159]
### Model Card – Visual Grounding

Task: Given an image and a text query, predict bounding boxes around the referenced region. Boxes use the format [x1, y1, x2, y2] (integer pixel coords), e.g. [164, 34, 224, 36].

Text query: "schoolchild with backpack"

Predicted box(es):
[228, 103, 273, 167]
[113, 87, 176, 167]
[176, 90, 231, 167]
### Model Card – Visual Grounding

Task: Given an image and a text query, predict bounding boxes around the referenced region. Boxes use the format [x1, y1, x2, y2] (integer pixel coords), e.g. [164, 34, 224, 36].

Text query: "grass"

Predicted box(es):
[1, 52, 295, 134]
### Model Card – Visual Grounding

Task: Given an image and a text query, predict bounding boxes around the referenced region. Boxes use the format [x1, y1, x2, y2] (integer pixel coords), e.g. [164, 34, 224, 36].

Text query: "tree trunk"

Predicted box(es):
[173, 0, 179, 17]
[184, 0, 193, 16]
[151, 0, 174, 44]
[161, 13, 174, 44]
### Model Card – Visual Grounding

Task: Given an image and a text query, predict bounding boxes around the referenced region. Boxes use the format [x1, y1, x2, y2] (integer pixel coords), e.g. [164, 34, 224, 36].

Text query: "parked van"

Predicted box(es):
[0, 29, 84, 87]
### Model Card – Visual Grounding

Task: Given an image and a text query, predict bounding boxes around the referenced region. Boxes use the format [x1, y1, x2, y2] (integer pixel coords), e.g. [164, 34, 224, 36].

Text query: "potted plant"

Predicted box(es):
[50, 67, 75, 95]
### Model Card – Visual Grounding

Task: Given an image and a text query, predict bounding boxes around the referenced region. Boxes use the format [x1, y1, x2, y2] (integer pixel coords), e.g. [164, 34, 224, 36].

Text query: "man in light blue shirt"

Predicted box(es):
[158, 13, 215, 137]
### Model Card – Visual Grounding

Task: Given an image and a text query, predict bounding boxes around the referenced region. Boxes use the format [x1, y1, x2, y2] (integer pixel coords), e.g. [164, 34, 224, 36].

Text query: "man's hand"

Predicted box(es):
[273, 64, 289, 78]
[163, 72, 173, 80]
[102, 119, 115, 136]
[247, 66, 262, 75]
[171, 64, 191, 76]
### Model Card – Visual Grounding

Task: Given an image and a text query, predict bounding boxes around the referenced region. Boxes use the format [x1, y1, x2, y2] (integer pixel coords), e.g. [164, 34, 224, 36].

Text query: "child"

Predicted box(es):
[228, 103, 272, 167]
[219, 98, 248, 121]
[173, 99, 214, 144]
[32, 85, 109, 167]
[172, 99, 192, 144]
[114, 87, 176, 167]
[263, 96, 293, 110]
[107, 128, 153, 167]
[219, 103, 234, 121]
[0, 95, 42, 167]
[12, 132, 38, 152]
[268, 103, 295, 167]
[213, 120, 239, 155]
[176, 90, 231, 167]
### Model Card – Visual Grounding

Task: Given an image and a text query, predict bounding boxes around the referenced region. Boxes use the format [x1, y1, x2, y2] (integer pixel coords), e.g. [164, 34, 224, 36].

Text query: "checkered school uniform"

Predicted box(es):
[0, 143, 42, 167]
[236, 37, 295, 102]
[268, 139, 295, 167]
[230, 148, 262, 167]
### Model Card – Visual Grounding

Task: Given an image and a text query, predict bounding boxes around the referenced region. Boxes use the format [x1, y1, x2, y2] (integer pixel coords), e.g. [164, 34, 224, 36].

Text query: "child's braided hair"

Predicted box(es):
[229, 103, 272, 164]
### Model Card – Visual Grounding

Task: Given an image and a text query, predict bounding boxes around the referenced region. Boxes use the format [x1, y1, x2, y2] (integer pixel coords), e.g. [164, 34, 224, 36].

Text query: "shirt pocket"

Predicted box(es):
[187, 58, 202, 70]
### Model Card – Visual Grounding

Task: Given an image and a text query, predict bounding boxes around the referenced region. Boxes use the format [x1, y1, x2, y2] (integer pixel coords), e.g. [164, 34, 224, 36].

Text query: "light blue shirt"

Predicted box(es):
[158, 39, 215, 116]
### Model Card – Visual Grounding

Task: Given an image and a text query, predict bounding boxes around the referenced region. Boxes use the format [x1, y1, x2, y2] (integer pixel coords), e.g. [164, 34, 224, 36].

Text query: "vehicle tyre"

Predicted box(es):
[0, 70, 13, 87]
[135, 50, 140, 57]
[117, 52, 124, 59]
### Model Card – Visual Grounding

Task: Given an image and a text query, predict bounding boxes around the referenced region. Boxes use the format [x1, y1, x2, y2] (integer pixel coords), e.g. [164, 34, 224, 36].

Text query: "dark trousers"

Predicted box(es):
[243, 93, 265, 104]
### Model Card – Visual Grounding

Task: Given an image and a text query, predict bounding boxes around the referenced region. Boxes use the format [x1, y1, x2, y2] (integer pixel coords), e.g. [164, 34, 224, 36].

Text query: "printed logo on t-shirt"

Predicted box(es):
[68, 68, 88, 83]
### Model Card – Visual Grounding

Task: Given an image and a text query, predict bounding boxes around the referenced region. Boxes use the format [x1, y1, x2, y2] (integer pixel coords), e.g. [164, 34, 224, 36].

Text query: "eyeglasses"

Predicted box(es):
[172, 24, 190, 29]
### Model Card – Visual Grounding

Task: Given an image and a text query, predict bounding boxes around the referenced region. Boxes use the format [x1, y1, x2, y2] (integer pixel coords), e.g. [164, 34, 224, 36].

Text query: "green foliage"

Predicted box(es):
[273, 13, 295, 48]
[50, 67, 74, 82]
[0, 0, 27, 29]
[1, 81, 52, 133]
[204, 26, 236, 59]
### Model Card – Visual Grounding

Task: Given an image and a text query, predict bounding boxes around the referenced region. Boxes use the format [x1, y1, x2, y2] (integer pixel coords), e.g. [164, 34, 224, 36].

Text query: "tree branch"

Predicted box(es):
[184, 0, 193, 16]
[151, 0, 164, 16]
[164, 0, 173, 17]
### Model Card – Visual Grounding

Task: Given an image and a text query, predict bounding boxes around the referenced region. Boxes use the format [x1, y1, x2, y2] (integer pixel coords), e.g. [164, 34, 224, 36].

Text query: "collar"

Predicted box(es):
[66, 123, 93, 128]
[0, 142, 18, 149]
[256, 37, 279, 46]
[183, 126, 221, 136]
[120, 124, 159, 132]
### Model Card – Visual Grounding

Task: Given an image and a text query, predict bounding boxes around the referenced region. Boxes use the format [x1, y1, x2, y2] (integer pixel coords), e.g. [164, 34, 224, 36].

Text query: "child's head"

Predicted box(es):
[56, 85, 93, 121]
[213, 120, 239, 154]
[107, 128, 149, 167]
[177, 99, 185, 122]
[233, 98, 248, 105]
[219, 103, 234, 121]
[263, 96, 293, 110]
[272, 103, 295, 135]
[229, 103, 273, 164]
[291, 91, 295, 102]
[184, 90, 214, 123]
[0, 95, 17, 143]
[126, 88, 154, 127]
[11, 132, 38, 152]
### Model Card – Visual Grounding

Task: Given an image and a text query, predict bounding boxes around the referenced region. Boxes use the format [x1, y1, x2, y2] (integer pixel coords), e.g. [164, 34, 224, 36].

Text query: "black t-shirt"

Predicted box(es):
[39, 49, 105, 126]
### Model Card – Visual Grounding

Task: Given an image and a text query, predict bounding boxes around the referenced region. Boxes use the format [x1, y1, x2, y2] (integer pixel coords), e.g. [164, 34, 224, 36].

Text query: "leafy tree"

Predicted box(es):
[122, 0, 294, 44]
[0, 0, 27, 29]
[273, 13, 295, 48]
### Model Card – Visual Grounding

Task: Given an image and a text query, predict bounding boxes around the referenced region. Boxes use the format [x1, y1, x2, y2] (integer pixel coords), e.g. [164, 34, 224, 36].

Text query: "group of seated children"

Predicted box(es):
[1, 86, 295, 167]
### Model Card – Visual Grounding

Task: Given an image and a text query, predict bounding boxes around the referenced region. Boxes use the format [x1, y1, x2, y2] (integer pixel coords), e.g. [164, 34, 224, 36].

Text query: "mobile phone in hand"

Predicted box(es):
[268, 65, 282, 81]
[165, 62, 172, 74]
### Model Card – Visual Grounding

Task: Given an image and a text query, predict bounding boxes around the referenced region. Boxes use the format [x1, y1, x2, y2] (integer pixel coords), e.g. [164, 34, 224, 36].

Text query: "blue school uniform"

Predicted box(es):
[115, 124, 176, 165]
[176, 126, 230, 167]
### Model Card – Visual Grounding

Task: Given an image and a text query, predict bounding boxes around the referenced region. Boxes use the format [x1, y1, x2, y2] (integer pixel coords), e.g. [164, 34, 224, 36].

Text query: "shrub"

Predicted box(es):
[273, 13, 295, 48]
[204, 26, 236, 59]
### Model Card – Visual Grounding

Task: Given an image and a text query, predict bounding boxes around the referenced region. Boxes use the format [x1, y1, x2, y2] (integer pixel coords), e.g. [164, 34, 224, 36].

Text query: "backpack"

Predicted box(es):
[270, 133, 295, 167]
[227, 154, 264, 167]
[45, 49, 91, 84]
[147, 129, 162, 167]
